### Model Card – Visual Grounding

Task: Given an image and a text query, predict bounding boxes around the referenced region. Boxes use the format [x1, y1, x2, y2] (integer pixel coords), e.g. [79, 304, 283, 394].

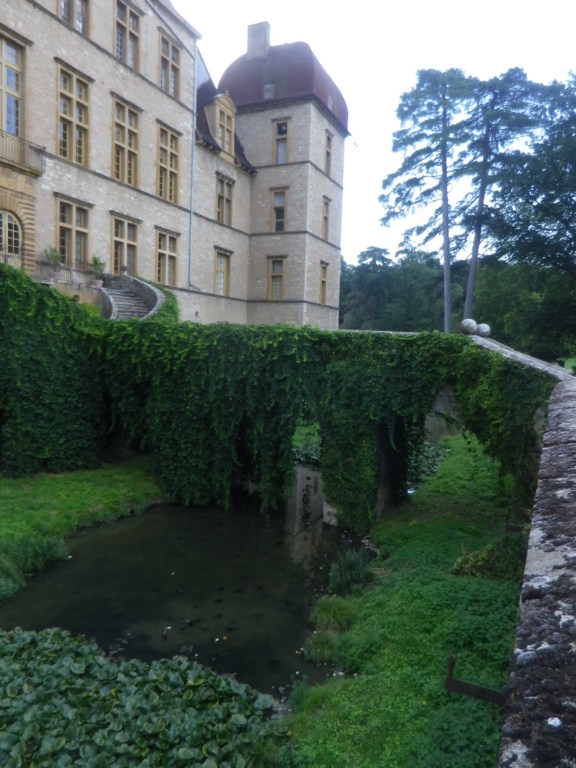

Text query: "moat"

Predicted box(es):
[0, 469, 346, 693]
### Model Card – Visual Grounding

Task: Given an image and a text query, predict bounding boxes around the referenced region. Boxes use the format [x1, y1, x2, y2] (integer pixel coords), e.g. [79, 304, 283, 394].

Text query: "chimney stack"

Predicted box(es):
[246, 22, 270, 60]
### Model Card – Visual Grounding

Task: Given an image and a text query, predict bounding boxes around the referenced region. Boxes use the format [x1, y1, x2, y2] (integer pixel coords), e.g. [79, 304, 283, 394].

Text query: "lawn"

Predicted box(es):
[286, 435, 524, 768]
[0, 437, 526, 766]
[0, 458, 163, 599]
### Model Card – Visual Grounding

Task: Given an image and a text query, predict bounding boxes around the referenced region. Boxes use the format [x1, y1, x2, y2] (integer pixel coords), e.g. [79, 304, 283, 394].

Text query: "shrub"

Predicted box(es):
[303, 630, 339, 664]
[292, 422, 321, 465]
[451, 533, 528, 582]
[407, 440, 449, 487]
[15, 535, 68, 573]
[0, 553, 25, 600]
[288, 675, 310, 712]
[328, 548, 373, 596]
[309, 597, 356, 631]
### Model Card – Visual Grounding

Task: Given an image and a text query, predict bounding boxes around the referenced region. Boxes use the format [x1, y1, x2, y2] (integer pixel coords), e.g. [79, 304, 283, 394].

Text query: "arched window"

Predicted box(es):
[0, 210, 21, 257]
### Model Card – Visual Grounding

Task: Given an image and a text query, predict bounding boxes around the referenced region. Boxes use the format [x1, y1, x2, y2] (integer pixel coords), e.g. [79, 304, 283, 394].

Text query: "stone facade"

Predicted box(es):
[0, 7, 347, 329]
[1, 0, 196, 285]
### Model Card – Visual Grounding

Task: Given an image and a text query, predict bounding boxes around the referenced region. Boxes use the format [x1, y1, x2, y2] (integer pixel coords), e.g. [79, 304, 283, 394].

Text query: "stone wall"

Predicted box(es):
[499, 377, 576, 767]
[3, 0, 196, 283]
[461, 337, 576, 766]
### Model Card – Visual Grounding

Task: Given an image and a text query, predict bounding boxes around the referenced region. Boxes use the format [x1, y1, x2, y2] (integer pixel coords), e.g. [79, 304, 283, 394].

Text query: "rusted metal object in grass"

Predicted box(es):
[445, 654, 504, 706]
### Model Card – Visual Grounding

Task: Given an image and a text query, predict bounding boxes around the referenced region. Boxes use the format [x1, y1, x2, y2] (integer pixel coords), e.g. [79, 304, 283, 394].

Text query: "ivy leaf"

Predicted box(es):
[177, 746, 195, 759]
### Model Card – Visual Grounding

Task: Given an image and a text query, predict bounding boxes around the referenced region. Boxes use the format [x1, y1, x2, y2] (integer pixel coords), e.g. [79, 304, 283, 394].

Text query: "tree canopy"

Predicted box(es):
[491, 78, 576, 282]
[380, 69, 471, 331]
[343, 68, 576, 360]
[379, 67, 550, 326]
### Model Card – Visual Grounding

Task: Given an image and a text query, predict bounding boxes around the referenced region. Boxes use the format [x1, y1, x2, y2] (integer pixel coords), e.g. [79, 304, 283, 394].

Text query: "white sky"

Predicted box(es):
[171, 0, 576, 264]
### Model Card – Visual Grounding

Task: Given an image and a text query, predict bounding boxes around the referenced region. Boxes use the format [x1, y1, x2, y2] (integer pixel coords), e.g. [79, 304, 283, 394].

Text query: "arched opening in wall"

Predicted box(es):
[0, 209, 22, 269]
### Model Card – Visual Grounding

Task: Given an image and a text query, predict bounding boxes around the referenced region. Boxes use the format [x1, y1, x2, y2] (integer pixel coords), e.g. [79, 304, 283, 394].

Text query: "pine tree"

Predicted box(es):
[491, 78, 576, 281]
[380, 69, 472, 331]
[459, 69, 545, 319]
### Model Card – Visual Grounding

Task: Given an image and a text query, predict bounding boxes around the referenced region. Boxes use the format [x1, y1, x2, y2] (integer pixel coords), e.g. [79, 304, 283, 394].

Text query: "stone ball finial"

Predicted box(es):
[476, 323, 491, 338]
[460, 318, 477, 335]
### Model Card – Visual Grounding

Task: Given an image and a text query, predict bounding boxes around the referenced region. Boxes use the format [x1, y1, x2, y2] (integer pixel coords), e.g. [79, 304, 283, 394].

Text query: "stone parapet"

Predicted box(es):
[499, 378, 576, 767]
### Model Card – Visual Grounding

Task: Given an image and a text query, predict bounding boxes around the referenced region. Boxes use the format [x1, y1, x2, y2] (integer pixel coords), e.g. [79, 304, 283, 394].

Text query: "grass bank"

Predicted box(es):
[0, 437, 527, 766]
[0, 458, 163, 600]
[285, 435, 525, 768]
[0, 459, 291, 767]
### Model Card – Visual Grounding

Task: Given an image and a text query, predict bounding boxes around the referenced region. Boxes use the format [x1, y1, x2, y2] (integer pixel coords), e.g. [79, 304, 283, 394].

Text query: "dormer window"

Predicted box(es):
[205, 95, 236, 161]
[218, 108, 233, 154]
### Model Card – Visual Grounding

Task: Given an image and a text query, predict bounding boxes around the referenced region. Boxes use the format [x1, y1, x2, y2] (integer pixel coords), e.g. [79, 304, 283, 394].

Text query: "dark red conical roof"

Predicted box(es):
[218, 42, 348, 134]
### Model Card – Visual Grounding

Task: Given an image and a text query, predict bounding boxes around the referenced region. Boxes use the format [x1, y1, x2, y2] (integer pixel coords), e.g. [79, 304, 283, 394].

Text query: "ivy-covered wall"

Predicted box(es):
[0, 266, 557, 532]
[0, 267, 104, 474]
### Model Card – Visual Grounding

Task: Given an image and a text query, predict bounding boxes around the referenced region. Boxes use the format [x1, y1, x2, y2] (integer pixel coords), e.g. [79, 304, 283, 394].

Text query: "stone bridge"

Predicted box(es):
[469, 338, 575, 766]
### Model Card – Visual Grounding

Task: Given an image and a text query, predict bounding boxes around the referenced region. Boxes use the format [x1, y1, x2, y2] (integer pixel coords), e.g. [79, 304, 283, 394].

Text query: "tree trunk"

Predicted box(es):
[464, 115, 491, 320]
[441, 100, 452, 332]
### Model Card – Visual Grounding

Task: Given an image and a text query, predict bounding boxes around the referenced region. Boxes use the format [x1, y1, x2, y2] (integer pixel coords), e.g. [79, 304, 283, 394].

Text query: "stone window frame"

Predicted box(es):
[214, 248, 232, 297]
[319, 261, 328, 305]
[112, 96, 140, 187]
[56, 197, 90, 269]
[218, 107, 234, 155]
[157, 122, 179, 203]
[325, 130, 333, 176]
[0, 210, 22, 256]
[59, 0, 88, 35]
[273, 118, 289, 165]
[0, 34, 22, 137]
[159, 33, 180, 99]
[268, 255, 286, 301]
[322, 196, 331, 241]
[156, 228, 178, 286]
[271, 188, 288, 233]
[215, 173, 234, 226]
[57, 62, 91, 167]
[112, 214, 138, 276]
[115, 0, 140, 70]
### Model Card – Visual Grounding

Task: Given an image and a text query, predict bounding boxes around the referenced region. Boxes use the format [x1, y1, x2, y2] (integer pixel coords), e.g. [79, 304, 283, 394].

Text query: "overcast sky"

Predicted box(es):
[171, 0, 576, 263]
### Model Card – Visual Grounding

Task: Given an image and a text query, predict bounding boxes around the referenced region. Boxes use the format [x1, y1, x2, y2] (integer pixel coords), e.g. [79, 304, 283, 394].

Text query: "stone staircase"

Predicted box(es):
[103, 276, 156, 320]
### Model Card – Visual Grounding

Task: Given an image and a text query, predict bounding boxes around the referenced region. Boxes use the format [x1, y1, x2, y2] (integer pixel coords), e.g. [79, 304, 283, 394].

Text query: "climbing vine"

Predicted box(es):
[0, 266, 105, 474]
[0, 266, 557, 531]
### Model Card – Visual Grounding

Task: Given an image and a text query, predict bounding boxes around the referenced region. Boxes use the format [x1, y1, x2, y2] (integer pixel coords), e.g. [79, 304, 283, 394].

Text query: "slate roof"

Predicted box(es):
[150, 0, 200, 38]
[218, 41, 348, 135]
[195, 51, 256, 173]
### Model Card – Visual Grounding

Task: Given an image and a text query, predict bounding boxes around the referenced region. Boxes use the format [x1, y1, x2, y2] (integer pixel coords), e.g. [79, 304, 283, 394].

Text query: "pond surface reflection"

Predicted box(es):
[0, 468, 346, 693]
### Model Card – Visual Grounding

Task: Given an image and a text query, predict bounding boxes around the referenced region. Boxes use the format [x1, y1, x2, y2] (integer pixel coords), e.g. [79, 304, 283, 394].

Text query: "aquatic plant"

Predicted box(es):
[0, 627, 288, 766]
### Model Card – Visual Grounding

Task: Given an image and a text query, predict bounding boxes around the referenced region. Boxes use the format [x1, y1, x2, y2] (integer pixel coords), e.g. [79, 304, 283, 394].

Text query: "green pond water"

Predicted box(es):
[0, 469, 348, 694]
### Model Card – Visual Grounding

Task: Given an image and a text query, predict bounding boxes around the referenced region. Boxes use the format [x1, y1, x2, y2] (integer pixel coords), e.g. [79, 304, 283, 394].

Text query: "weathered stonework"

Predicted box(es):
[499, 377, 576, 767]
[1, 6, 346, 330]
[2, 0, 196, 288]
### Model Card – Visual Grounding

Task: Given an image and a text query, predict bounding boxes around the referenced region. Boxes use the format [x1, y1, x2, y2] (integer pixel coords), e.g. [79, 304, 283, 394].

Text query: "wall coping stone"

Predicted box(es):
[498, 377, 576, 767]
[471, 336, 573, 382]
